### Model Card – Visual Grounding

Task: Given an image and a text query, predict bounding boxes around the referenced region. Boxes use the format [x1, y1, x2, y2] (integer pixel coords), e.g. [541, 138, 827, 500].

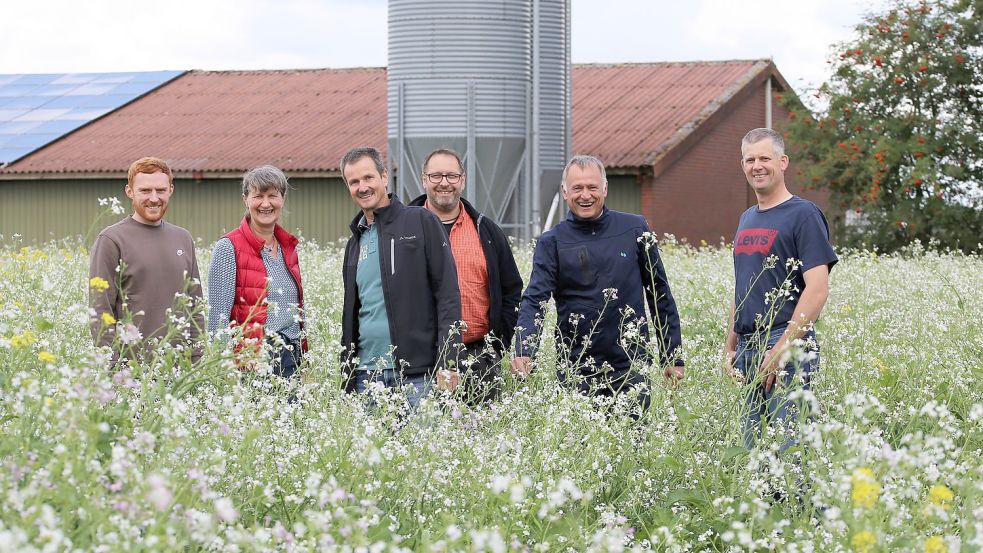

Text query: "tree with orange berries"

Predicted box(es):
[782, 0, 982, 252]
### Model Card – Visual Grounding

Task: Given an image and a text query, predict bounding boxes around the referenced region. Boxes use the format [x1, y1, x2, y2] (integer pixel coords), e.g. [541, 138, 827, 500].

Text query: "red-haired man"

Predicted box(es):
[89, 157, 203, 361]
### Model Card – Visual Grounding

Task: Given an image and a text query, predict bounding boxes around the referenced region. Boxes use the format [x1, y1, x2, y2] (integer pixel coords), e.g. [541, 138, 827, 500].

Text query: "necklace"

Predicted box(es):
[263, 241, 277, 255]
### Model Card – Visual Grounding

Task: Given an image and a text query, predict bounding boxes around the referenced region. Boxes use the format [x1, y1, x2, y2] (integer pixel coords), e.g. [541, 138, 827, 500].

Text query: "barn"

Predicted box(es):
[0, 60, 826, 246]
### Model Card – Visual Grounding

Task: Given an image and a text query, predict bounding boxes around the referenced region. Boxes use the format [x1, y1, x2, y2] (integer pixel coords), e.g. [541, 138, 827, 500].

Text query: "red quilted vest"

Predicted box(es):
[224, 217, 306, 350]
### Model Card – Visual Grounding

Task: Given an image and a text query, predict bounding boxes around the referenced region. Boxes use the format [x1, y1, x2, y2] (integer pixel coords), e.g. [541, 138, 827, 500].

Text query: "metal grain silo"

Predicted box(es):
[532, 0, 571, 235]
[388, 0, 570, 240]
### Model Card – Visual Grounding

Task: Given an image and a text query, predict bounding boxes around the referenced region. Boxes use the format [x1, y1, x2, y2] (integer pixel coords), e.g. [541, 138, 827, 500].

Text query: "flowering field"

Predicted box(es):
[1, 234, 981, 552]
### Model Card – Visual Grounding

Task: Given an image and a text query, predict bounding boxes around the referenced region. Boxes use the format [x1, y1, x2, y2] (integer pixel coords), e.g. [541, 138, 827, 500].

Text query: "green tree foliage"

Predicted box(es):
[781, 0, 983, 252]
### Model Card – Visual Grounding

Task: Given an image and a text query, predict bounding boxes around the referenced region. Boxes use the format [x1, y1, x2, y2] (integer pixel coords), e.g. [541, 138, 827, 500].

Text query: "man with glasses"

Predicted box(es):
[512, 155, 684, 418]
[410, 148, 523, 404]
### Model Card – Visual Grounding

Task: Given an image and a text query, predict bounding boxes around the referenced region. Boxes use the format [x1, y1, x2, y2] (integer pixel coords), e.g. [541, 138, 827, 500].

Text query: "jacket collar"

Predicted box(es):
[349, 194, 403, 235]
[409, 194, 483, 224]
[565, 205, 610, 231]
[238, 216, 298, 252]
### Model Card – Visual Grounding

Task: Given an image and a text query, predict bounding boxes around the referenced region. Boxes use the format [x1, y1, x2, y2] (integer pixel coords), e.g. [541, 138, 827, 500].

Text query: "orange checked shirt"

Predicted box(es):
[435, 202, 490, 343]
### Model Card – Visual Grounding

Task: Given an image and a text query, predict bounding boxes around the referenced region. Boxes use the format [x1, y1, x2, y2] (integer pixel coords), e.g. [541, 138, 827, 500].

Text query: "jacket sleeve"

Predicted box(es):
[638, 226, 684, 367]
[515, 234, 557, 357]
[207, 238, 236, 337]
[492, 225, 523, 349]
[422, 210, 462, 370]
[88, 233, 121, 348]
[339, 239, 359, 391]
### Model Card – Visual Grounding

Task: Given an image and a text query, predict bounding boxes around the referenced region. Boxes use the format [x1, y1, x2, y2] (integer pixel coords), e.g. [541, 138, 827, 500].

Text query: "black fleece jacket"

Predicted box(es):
[340, 195, 462, 390]
[409, 195, 523, 353]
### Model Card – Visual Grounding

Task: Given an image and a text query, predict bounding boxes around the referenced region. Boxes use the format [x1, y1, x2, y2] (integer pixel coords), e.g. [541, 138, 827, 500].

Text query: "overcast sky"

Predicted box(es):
[3, 0, 884, 95]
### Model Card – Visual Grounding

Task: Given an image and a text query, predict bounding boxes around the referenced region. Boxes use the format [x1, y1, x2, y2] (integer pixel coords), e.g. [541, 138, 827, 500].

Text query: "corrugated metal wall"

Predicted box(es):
[0, 174, 641, 246]
[0, 177, 356, 246]
[604, 175, 641, 216]
[532, 0, 572, 236]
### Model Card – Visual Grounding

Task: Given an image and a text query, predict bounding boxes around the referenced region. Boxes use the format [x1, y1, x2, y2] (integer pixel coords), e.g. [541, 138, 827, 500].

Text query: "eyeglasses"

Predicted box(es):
[424, 172, 463, 185]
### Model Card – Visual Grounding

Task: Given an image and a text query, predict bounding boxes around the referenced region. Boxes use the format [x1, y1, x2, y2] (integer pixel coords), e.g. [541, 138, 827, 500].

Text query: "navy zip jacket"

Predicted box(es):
[516, 207, 683, 374]
[340, 195, 462, 391]
[409, 195, 523, 353]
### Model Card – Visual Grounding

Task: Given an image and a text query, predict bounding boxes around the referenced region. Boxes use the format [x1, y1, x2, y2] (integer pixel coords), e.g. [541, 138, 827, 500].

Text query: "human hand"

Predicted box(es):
[437, 369, 461, 391]
[722, 350, 743, 383]
[758, 347, 786, 393]
[663, 364, 684, 387]
[511, 356, 533, 378]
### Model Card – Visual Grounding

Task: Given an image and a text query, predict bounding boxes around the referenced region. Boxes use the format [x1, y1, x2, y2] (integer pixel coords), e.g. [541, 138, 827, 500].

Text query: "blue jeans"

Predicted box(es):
[352, 369, 433, 409]
[267, 334, 302, 379]
[734, 326, 819, 452]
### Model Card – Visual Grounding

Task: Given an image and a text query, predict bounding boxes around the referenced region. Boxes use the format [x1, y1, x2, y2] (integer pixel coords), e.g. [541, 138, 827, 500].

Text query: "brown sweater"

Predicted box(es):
[89, 216, 204, 354]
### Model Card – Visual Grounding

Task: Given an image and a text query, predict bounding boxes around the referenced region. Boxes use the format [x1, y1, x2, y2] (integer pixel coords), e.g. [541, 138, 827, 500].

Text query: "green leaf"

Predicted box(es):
[33, 317, 54, 332]
[665, 488, 709, 510]
[722, 446, 748, 464]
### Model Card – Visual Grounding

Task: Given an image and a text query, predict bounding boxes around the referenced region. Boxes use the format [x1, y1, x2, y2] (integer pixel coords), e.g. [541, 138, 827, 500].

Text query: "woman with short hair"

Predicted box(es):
[208, 165, 305, 377]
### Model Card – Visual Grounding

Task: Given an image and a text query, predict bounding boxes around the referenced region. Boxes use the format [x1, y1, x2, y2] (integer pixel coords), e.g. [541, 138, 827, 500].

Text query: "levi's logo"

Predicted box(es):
[735, 228, 778, 255]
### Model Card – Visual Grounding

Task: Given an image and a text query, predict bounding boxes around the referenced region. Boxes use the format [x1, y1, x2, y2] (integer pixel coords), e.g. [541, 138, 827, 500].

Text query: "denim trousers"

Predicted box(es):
[352, 368, 433, 409]
[268, 335, 302, 379]
[458, 340, 503, 405]
[734, 326, 819, 452]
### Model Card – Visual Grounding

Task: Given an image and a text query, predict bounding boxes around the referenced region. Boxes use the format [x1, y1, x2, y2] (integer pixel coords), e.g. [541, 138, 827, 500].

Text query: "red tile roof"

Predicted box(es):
[2, 60, 782, 174]
[573, 60, 771, 167]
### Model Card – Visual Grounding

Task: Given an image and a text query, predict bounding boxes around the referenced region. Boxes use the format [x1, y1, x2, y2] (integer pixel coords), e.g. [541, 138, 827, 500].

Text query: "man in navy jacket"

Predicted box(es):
[512, 155, 684, 412]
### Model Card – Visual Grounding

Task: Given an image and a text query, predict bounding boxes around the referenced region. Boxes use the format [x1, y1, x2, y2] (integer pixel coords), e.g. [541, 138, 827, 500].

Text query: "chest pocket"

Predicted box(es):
[392, 235, 421, 276]
[557, 246, 598, 289]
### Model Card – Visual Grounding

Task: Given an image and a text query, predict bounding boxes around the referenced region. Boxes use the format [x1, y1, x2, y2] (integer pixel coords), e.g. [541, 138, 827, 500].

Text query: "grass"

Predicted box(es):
[0, 236, 980, 551]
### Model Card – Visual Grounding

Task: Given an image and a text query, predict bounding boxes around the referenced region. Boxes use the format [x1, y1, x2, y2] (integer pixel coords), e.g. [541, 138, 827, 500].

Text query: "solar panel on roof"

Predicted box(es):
[0, 70, 184, 165]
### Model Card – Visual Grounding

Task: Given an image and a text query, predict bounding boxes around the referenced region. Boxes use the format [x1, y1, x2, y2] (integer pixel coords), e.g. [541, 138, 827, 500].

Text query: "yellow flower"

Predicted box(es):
[927, 485, 954, 509]
[851, 467, 880, 509]
[10, 331, 37, 349]
[924, 536, 946, 553]
[101, 312, 117, 326]
[89, 277, 110, 292]
[38, 351, 56, 364]
[851, 530, 876, 553]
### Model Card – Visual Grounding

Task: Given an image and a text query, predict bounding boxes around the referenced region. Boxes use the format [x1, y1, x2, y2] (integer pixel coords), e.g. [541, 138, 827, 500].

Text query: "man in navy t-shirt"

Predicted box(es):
[724, 128, 838, 451]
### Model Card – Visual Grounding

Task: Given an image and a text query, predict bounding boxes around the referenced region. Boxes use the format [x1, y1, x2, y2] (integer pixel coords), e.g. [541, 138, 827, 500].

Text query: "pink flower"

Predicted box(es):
[118, 323, 142, 345]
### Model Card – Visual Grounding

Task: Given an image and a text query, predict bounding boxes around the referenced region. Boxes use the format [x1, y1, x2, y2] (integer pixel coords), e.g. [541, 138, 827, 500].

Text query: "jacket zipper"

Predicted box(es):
[376, 217, 398, 355]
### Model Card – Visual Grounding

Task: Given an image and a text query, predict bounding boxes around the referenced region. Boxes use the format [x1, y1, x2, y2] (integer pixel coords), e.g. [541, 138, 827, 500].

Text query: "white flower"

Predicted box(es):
[146, 473, 173, 511]
[215, 497, 239, 523]
[445, 524, 462, 540]
[117, 323, 143, 345]
[490, 474, 510, 494]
